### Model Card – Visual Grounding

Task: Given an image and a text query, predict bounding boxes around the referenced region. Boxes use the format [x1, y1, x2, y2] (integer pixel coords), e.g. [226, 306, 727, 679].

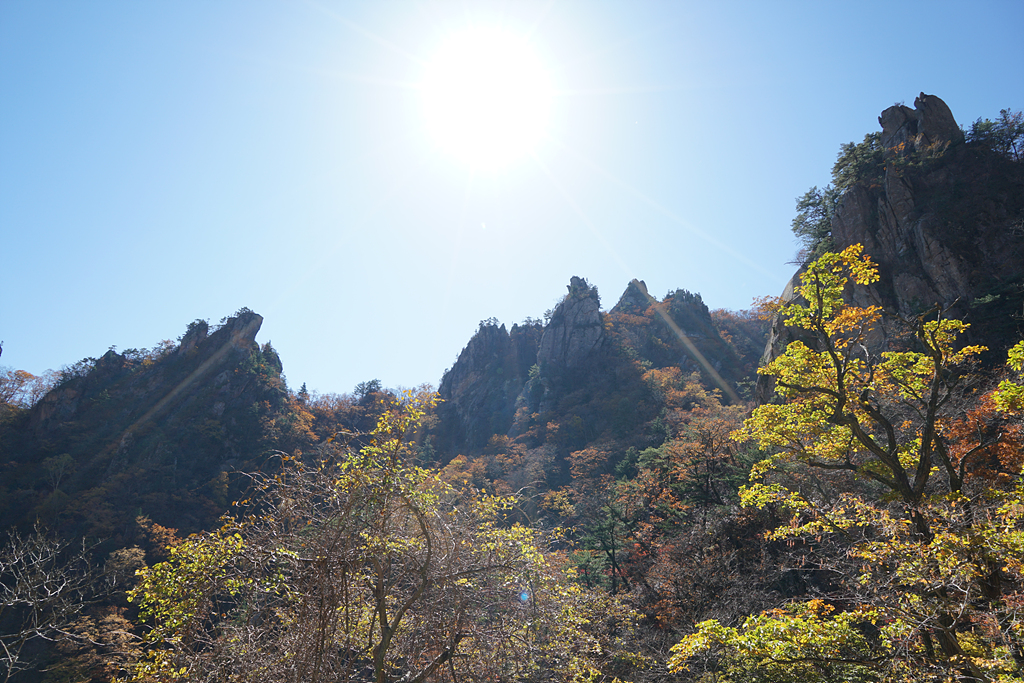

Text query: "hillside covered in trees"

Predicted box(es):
[2, 95, 1024, 683]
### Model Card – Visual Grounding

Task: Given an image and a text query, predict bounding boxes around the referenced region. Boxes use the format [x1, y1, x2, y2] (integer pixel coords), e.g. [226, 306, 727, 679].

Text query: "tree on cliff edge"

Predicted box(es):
[670, 245, 1024, 682]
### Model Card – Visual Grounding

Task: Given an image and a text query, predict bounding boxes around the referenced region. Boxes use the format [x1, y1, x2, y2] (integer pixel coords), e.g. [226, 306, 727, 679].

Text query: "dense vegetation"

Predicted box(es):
[2, 106, 1024, 683]
[674, 246, 1024, 681]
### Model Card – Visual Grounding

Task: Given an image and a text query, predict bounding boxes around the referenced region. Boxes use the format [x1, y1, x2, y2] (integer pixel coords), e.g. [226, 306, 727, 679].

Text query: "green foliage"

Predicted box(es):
[791, 133, 883, 263]
[577, 502, 631, 594]
[994, 341, 1024, 414]
[124, 393, 638, 683]
[736, 244, 985, 503]
[791, 185, 840, 263]
[669, 600, 878, 683]
[242, 342, 284, 381]
[832, 132, 884, 193]
[354, 378, 383, 402]
[671, 246, 1024, 682]
[966, 108, 1024, 161]
[178, 319, 208, 341]
[57, 356, 98, 387]
[220, 306, 254, 324]
[131, 532, 246, 655]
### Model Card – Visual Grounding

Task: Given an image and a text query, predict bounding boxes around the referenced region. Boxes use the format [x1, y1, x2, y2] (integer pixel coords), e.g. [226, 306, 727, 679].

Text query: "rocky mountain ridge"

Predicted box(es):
[4, 94, 1018, 545]
[434, 275, 762, 459]
[0, 309, 292, 543]
[760, 94, 1024, 400]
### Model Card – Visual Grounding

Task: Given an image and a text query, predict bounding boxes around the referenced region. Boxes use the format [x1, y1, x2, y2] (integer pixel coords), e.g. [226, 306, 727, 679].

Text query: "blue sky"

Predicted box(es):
[2, 1, 1022, 396]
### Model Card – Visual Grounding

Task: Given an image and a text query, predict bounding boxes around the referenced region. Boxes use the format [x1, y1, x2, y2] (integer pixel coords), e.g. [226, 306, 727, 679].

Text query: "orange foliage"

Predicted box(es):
[136, 515, 182, 563]
[941, 392, 1024, 486]
[750, 294, 783, 321]
[569, 445, 613, 484]
[437, 454, 491, 490]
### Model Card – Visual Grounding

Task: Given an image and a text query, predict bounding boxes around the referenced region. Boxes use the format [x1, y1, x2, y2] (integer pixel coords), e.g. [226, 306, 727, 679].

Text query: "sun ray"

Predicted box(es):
[530, 151, 740, 403]
[529, 151, 634, 277]
[305, 0, 426, 65]
[552, 137, 782, 282]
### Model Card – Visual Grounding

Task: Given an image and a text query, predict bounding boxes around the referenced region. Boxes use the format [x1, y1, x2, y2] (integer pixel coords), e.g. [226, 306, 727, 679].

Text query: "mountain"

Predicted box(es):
[4, 96, 1016, 548]
[3, 93, 1023, 683]
[760, 93, 1024, 400]
[0, 310, 296, 545]
[433, 275, 765, 472]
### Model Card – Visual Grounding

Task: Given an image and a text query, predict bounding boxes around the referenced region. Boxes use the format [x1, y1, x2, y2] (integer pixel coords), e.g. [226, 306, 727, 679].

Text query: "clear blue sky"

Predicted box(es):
[2, 1, 1022, 396]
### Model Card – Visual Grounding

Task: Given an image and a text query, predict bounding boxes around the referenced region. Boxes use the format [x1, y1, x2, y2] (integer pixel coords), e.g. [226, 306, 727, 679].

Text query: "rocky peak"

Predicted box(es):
[5, 308, 290, 538]
[441, 323, 514, 393]
[220, 308, 263, 355]
[759, 94, 1024, 402]
[835, 94, 1023, 325]
[611, 279, 651, 315]
[95, 348, 126, 374]
[31, 309, 266, 433]
[879, 92, 963, 158]
[537, 277, 604, 370]
[177, 320, 209, 356]
[436, 320, 542, 453]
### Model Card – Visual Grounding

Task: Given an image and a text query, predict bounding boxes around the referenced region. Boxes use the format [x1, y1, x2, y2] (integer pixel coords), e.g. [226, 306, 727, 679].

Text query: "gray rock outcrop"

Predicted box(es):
[436, 321, 542, 452]
[878, 93, 964, 155]
[611, 279, 652, 315]
[758, 93, 1024, 403]
[833, 94, 1023, 322]
[537, 277, 605, 370]
[436, 276, 758, 456]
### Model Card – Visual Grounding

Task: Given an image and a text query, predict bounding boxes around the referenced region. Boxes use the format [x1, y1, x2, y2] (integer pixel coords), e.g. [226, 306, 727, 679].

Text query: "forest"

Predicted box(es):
[1, 100, 1023, 683]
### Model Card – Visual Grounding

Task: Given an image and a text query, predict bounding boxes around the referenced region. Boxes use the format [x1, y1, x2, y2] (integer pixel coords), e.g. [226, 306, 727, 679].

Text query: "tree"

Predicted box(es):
[124, 392, 637, 683]
[670, 599, 877, 683]
[994, 341, 1024, 415]
[790, 132, 885, 264]
[0, 368, 36, 407]
[670, 245, 1024, 681]
[354, 379, 384, 403]
[831, 132, 884, 193]
[0, 367, 57, 414]
[791, 185, 839, 264]
[967, 109, 1024, 161]
[0, 525, 96, 683]
[601, 376, 770, 635]
[736, 244, 989, 511]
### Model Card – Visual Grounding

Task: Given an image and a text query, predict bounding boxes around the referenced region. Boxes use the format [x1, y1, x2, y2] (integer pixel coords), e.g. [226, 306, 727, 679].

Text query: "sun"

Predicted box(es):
[422, 27, 553, 170]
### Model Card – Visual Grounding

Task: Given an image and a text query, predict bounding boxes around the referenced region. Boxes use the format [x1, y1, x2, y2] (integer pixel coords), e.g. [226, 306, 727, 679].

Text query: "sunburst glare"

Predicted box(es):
[422, 27, 553, 171]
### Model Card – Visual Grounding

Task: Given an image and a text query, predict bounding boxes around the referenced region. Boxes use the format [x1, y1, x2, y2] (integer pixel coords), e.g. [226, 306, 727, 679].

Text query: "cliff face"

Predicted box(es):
[759, 94, 1024, 401]
[0, 309, 293, 540]
[435, 277, 607, 455]
[537, 276, 605, 371]
[435, 276, 756, 458]
[30, 312, 267, 435]
[835, 94, 1023, 329]
[435, 321, 542, 452]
